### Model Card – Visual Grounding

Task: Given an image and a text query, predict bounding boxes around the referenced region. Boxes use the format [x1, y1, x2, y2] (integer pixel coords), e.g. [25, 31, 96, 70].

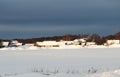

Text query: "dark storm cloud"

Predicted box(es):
[0, 24, 120, 39]
[0, 0, 120, 21]
[0, 0, 120, 39]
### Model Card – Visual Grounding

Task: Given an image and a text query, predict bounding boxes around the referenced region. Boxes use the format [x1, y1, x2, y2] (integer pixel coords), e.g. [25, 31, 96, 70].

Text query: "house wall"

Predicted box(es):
[86, 42, 96, 46]
[2, 42, 9, 47]
[36, 41, 59, 47]
[107, 40, 120, 45]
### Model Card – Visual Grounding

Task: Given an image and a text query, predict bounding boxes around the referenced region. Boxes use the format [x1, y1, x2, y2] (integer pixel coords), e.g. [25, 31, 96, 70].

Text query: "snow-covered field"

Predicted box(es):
[0, 48, 120, 77]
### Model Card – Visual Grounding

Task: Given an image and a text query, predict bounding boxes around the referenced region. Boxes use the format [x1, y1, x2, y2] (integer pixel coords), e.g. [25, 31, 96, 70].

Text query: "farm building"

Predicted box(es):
[36, 41, 59, 47]
[9, 40, 22, 47]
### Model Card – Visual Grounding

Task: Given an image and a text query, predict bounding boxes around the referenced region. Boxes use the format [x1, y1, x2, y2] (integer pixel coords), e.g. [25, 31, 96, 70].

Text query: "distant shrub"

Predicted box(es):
[0, 40, 4, 48]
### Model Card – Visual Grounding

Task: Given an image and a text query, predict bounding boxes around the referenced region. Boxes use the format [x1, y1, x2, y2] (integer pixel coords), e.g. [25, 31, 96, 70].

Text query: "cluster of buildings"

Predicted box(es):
[1, 39, 120, 48]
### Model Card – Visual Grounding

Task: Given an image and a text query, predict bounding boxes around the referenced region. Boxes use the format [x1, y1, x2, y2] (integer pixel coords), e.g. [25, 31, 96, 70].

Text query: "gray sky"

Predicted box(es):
[0, 0, 120, 39]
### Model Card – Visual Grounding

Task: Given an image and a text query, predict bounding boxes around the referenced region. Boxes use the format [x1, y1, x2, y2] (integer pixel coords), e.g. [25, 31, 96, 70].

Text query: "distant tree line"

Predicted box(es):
[0, 32, 120, 45]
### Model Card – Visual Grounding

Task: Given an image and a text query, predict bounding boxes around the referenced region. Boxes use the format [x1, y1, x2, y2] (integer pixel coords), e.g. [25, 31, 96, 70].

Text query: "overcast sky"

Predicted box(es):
[0, 0, 120, 39]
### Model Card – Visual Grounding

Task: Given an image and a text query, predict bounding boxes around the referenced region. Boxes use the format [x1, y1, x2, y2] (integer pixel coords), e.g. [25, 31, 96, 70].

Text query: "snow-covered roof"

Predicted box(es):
[74, 39, 86, 42]
[11, 40, 18, 44]
[74, 39, 79, 42]
[79, 39, 86, 42]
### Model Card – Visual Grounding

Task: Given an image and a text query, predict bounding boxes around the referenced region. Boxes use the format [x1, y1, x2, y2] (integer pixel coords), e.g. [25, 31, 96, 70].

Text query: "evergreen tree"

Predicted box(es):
[0, 40, 3, 48]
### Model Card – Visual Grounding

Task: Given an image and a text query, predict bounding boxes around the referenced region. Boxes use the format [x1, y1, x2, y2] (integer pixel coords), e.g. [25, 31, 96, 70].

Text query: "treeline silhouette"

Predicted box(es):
[1, 32, 120, 45]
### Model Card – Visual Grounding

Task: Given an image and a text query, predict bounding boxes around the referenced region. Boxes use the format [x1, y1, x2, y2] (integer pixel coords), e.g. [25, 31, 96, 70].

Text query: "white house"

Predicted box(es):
[9, 40, 22, 47]
[73, 39, 86, 45]
[36, 41, 59, 47]
[2, 41, 9, 47]
[107, 40, 120, 45]
[73, 39, 80, 45]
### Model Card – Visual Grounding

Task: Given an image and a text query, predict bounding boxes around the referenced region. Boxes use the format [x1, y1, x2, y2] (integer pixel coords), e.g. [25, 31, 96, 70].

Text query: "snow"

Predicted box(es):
[5, 70, 120, 77]
[0, 42, 120, 50]
[0, 48, 120, 77]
